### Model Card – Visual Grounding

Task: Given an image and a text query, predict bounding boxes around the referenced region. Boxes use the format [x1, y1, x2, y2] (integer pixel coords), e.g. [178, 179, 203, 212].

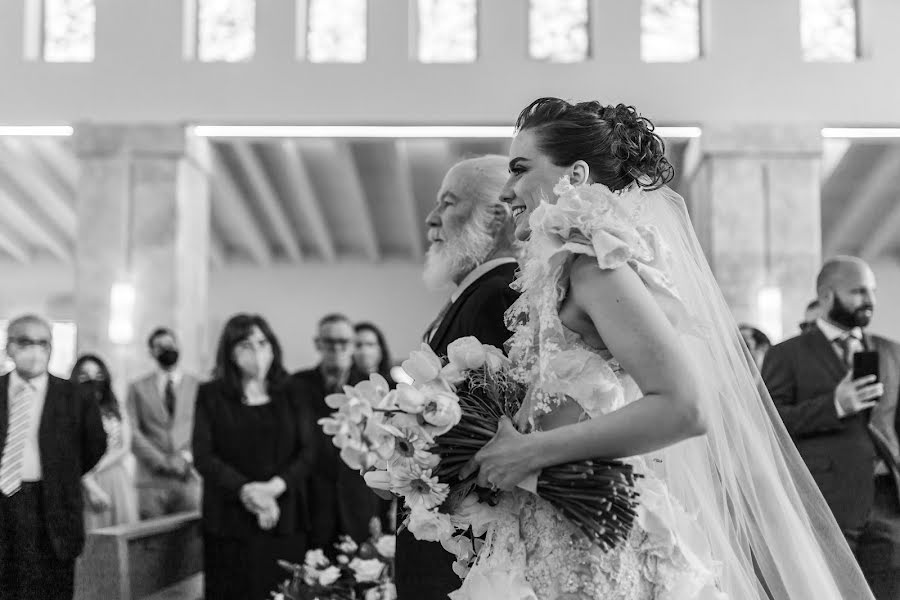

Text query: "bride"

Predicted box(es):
[454, 98, 874, 599]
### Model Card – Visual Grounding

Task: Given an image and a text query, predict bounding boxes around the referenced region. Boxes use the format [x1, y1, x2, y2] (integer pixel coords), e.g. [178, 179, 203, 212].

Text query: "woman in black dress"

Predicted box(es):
[193, 314, 315, 600]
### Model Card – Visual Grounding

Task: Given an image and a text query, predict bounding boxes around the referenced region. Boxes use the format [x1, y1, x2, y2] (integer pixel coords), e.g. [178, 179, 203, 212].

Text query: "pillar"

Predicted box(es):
[684, 124, 823, 342]
[73, 124, 211, 389]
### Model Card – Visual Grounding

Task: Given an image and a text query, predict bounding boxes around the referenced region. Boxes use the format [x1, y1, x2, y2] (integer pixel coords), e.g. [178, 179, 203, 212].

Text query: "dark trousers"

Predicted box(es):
[846, 476, 900, 600]
[0, 483, 75, 600]
[395, 525, 460, 600]
[203, 531, 306, 600]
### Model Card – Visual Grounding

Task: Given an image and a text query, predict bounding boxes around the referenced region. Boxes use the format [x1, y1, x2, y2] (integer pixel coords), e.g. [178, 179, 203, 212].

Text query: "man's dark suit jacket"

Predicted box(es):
[292, 366, 392, 547]
[192, 378, 315, 538]
[762, 326, 900, 531]
[396, 261, 519, 599]
[0, 374, 106, 560]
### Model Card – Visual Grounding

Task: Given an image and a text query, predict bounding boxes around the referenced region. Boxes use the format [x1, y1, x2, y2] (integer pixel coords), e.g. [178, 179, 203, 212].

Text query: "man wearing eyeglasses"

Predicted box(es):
[0, 315, 106, 599]
[292, 314, 391, 551]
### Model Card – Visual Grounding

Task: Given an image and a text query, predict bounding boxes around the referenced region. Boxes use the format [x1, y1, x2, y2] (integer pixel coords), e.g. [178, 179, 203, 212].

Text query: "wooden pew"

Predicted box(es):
[75, 511, 202, 600]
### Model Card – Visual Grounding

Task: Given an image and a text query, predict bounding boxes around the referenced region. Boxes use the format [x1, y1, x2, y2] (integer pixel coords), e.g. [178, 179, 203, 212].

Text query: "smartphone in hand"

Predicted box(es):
[853, 350, 880, 384]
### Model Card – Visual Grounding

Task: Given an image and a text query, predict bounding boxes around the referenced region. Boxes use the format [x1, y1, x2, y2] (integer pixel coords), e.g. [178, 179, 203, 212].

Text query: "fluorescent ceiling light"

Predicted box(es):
[0, 125, 73, 136]
[822, 128, 900, 139]
[192, 125, 702, 139]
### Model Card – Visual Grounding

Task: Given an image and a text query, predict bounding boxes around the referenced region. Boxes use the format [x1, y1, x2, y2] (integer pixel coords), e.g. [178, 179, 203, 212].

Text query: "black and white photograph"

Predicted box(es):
[1, 1, 899, 599]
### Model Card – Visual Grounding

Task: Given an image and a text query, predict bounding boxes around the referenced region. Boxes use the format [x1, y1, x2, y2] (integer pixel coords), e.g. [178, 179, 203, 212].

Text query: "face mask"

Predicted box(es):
[79, 380, 106, 403]
[238, 348, 274, 380]
[14, 346, 50, 378]
[156, 348, 179, 368]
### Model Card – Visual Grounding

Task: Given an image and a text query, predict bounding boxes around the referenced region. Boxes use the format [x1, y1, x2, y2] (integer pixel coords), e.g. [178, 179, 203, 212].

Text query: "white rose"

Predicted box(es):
[365, 583, 397, 600]
[336, 535, 358, 555]
[422, 391, 462, 435]
[304, 549, 329, 569]
[374, 535, 396, 559]
[317, 565, 342, 586]
[402, 344, 443, 383]
[483, 346, 508, 372]
[407, 505, 456, 542]
[450, 494, 499, 537]
[349, 557, 385, 583]
[394, 383, 427, 414]
[337, 554, 350, 565]
[447, 337, 487, 370]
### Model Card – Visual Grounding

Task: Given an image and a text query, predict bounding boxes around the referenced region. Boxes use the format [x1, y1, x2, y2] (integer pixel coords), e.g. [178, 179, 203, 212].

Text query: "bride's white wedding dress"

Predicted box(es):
[451, 180, 873, 600]
[452, 180, 724, 600]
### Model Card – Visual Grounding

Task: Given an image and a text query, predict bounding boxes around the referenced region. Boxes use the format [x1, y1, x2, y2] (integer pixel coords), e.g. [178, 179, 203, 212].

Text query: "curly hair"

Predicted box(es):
[514, 97, 675, 191]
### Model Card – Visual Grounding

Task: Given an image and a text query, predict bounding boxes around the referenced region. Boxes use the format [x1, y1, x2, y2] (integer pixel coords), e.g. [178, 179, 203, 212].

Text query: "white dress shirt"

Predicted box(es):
[9, 370, 48, 482]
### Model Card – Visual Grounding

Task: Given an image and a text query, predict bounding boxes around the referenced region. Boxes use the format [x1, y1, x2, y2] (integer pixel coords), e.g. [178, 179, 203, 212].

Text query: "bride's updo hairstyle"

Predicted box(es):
[514, 97, 675, 191]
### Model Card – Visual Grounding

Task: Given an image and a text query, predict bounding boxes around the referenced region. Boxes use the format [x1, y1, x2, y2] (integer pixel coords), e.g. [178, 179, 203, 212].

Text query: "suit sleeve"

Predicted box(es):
[126, 382, 169, 472]
[276, 390, 317, 488]
[761, 343, 845, 437]
[457, 280, 517, 351]
[80, 386, 107, 474]
[192, 384, 251, 496]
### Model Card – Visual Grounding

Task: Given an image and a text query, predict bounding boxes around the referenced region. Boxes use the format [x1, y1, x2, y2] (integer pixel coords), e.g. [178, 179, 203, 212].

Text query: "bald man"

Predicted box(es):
[762, 257, 900, 600]
[0, 315, 106, 599]
[395, 156, 520, 599]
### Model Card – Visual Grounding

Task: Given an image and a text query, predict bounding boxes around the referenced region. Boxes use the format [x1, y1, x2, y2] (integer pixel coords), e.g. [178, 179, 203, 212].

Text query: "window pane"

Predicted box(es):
[198, 0, 255, 63]
[417, 0, 477, 63]
[43, 0, 95, 62]
[801, 0, 857, 62]
[641, 0, 701, 63]
[307, 0, 367, 63]
[529, 0, 589, 63]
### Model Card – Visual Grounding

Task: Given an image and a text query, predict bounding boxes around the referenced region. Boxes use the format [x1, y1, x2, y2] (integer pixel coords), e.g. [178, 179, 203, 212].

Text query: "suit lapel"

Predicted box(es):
[143, 375, 169, 423]
[39, 376, 59, 464]
[429, 295, 464, 354]
[807, 327, 848, 381]
[0, 374, 9, 453]
[428, 264, 515, 354]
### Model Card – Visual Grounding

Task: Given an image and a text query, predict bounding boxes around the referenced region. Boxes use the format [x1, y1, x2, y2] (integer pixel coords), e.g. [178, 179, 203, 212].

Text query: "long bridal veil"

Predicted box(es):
[638, 185, 873, 599]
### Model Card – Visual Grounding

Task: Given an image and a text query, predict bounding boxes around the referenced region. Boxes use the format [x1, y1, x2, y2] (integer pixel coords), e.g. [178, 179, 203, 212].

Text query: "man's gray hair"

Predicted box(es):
[6, 314, 52, 338]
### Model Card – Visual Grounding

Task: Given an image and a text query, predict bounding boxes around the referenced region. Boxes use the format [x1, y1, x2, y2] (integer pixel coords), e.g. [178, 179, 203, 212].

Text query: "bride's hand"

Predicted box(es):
[460, 417, 540, 491]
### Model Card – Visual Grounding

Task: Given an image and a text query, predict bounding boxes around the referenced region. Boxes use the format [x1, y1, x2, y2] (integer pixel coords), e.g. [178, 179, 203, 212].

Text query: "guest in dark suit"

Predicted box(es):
[0, 314, 106, 600]
[293, 314, 391, 548]
[397, 155, 520, 599]
[762, 256, 900, 600]
[193, 314, 315, 600]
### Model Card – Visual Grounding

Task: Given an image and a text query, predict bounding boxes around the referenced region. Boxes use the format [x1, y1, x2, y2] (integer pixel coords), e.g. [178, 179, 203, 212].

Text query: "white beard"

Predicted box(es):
[423, 223, 496, 291]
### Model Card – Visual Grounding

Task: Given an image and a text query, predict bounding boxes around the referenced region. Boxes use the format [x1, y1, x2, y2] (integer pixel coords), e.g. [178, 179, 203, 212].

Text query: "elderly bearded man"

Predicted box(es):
[394, 155, 520, 599]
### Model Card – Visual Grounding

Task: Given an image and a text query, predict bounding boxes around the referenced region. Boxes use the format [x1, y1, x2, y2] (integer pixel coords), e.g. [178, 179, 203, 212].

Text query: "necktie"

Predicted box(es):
[164, 377, 176, 418]
[423, 299, 454, 344]
[837, 332, 862, 368]
[0, 384, 34, 497]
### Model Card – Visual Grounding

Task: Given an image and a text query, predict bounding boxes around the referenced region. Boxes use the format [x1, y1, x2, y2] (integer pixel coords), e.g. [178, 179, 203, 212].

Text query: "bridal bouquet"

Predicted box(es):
[272, 534, 396, 600]
[318, 337, 640, 575]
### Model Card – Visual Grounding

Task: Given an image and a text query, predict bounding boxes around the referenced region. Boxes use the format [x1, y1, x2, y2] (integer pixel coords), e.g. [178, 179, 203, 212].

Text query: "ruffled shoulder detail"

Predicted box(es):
[511, 178, 691, 332]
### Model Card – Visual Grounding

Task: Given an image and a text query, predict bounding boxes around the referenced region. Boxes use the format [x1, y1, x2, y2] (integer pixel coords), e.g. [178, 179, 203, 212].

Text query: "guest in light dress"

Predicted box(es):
[71, 354, 139, 530]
